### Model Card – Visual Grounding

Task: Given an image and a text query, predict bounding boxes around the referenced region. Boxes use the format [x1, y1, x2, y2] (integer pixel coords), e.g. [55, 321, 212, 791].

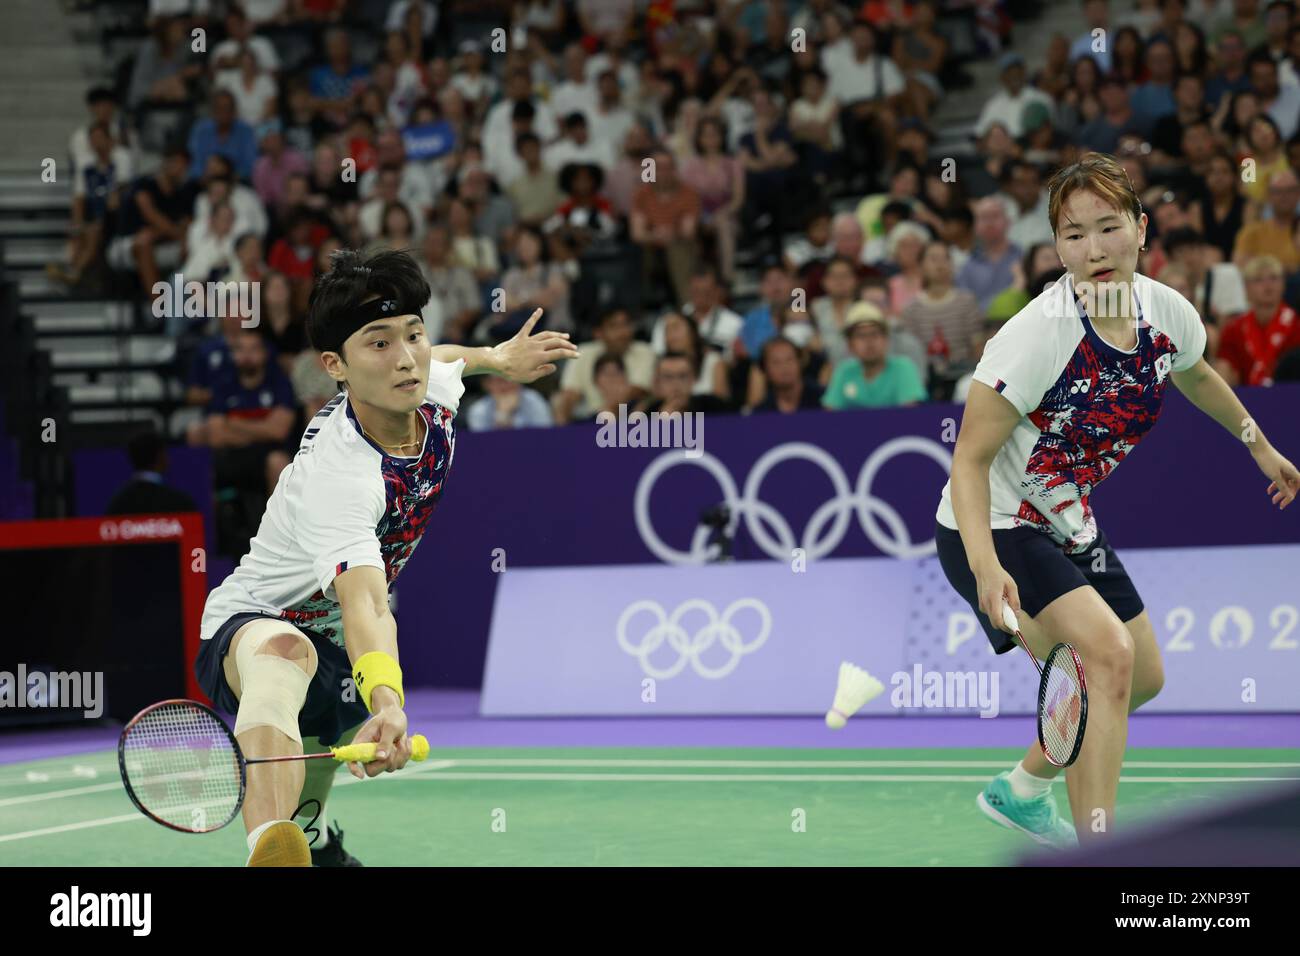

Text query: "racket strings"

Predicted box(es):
[1040, 656, 1084, 766]
[121, 703, 242, 830]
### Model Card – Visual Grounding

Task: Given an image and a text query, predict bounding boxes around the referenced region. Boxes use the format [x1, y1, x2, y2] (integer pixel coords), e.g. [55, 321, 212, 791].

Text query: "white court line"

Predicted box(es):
[2, 758, 1295, 806]
[0, 781, 123, 808]
[406, 772, 1300, 784]
[0, 765, 1292, 846]
[0, 761, 456, 843]
[0, 814, 143, 844]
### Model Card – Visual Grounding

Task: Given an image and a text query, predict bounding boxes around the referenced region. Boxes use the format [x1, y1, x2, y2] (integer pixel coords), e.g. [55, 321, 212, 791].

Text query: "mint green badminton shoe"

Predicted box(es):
[976, 772, 1078, 850]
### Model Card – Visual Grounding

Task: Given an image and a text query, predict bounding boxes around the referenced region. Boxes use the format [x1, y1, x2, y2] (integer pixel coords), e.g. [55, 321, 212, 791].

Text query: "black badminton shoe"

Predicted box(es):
[310, 822, 364, 867]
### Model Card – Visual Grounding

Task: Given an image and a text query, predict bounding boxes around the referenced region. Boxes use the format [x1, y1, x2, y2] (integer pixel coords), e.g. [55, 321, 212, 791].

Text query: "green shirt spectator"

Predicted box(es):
[823, 303, 928, 409]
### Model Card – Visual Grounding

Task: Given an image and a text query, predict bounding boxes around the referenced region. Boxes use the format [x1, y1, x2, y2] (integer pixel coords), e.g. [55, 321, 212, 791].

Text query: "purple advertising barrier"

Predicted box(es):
[73, 385, 1300, 688]
[482, 558, 915, 715]
[482, 545, 1300, 716]
[907, 545, 1300, 715]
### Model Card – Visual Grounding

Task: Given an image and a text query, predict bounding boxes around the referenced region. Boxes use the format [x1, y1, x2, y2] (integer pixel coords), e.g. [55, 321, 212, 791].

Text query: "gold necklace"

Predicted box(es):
[361, 413, 425, 452]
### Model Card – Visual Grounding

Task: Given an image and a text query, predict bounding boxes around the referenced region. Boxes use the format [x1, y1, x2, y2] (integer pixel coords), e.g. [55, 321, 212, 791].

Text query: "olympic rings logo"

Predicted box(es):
[616, 598, 772, 679]
[633, 437, 952, 563]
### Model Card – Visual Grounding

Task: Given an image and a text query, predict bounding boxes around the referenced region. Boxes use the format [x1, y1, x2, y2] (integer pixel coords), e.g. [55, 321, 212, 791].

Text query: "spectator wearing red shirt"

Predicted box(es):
[1216, 256, 1300, 386]
[267, 209, 326, 314]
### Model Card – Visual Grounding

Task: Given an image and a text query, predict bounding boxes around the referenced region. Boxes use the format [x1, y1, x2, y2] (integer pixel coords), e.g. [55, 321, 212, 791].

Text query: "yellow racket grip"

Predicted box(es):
[331, 734, 429, 764]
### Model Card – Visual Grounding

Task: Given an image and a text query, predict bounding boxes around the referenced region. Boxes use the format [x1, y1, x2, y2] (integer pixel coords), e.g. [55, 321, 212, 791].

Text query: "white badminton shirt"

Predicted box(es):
[936, 272, 1206, 553]
[199, 357, 466, 649]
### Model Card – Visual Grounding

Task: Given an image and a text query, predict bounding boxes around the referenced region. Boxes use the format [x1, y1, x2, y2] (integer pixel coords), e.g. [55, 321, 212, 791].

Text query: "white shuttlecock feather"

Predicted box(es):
[825, 661, 885, 729]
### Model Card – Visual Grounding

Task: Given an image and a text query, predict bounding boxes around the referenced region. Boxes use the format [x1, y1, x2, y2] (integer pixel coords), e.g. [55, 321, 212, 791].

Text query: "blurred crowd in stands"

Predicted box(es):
[51, 0, 1300, 541]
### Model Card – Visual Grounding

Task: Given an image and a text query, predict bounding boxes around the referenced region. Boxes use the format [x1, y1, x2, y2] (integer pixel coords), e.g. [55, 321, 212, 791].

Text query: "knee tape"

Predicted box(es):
[232, 630, 315, 746]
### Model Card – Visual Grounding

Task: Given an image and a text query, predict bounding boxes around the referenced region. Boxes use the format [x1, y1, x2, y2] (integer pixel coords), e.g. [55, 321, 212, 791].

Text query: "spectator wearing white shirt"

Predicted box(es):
[1250, 50, 1300, 140]
[1162, 227, 1249, 325]
[825, 20, 905, 186]
[674, 266, 745, 353]
[484, 100, 538, 189]
[450, 40, 498, 123]
[549, 43, 599, 127]
[357, 128, 435, 223]
[544, 112, 615, 172]
[588, 70, 638, 161]
[210, 8, 279, 82]
[69, 87, 136, 172]
[193, 154, 269, 239]
[182, 202, 238, 292]
[789, 67, 841, 186]
[998, 160, 1055, 250]
[585, 31, 640, 102]
[974, 53, 1054, 139]
[216, 49, 279, 126]
[483, 69, 559, 162]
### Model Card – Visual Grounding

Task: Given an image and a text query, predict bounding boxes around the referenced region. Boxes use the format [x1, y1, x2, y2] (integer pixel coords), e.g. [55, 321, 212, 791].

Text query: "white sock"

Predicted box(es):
[246, 819, 293, 854]
[315, 804, 331, 847]
[1007, 762, 1054, 799]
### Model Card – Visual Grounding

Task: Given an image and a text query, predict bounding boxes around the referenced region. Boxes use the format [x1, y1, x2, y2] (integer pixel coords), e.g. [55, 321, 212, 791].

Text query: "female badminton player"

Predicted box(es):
[195, 249, 577, 866]
[934, 152, 1299, 848]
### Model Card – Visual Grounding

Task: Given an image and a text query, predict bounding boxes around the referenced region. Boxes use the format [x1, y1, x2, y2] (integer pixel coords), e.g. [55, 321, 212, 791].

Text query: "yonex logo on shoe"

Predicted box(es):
[49, 887, 151, 936]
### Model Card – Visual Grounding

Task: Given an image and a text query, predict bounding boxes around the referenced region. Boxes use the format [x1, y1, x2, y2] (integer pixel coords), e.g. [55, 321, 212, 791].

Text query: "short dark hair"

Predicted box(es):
[1247, 49, 1278, 70]
[86, 86, 117, 106]
[593, 353, 626, 380]
[596, 307, 630, 328]
[1161, 226, 1206, 255]
[307, 248, 430, 357]
[658, 350, 694, 373]
[759, 335, 799, 370]
[881, 200, 913, 221]
[943, 206, 974, 228]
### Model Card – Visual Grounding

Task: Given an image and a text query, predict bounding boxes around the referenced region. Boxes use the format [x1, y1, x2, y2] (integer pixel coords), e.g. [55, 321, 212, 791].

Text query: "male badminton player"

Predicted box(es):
[196, 249, 577, 866]
[934, 152, 1299, 847]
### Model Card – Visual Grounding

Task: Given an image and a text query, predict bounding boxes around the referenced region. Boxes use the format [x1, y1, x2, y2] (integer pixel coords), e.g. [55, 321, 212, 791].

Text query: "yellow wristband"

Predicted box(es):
[352, 651, 404, 712]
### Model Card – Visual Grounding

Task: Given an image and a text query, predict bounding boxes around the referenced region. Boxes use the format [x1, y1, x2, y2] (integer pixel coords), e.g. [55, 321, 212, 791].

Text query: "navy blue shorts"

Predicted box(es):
[195, 611, 370, 746]
[934, 522, 1144, 654]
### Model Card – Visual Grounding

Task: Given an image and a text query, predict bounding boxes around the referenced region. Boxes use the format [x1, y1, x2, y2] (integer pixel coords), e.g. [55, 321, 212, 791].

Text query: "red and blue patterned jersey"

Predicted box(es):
[938, 273, 1207, 553]
[200, 357, 467, 648]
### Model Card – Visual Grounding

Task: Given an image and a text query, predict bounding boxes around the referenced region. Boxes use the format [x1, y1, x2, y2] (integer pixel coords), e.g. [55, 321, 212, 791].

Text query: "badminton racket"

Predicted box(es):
[118, 698, 429, 833]
[1001, 603, 1088, 768]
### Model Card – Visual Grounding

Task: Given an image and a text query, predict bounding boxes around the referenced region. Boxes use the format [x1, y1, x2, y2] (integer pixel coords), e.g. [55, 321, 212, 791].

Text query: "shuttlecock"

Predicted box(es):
[825, 661, 885, 729]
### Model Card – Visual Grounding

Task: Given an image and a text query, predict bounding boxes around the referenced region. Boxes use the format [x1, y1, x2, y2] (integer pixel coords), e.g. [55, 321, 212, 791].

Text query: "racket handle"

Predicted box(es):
[331, 734, 430, 764]
[1001, 602, 1019, 633]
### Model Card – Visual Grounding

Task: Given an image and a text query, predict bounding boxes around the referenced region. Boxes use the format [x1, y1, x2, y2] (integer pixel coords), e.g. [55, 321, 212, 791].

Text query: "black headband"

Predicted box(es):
[315, 294, 425, 355]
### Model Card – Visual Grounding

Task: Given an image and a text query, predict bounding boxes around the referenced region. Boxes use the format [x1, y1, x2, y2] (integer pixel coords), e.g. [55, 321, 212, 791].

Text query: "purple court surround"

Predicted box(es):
[1, 689, 1297, 765]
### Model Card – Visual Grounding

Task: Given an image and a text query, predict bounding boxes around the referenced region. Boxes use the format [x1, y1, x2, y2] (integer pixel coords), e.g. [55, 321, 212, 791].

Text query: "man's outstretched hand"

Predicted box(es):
[489, 309, 580, 383]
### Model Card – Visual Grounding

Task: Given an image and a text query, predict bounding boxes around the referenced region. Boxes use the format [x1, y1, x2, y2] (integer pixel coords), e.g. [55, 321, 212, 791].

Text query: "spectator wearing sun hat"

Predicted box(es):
[823, 302, 928, 410]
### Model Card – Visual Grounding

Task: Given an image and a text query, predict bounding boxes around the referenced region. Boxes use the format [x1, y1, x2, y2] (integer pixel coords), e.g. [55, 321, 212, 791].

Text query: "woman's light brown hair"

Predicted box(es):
[1045, 151, 1144, 238]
